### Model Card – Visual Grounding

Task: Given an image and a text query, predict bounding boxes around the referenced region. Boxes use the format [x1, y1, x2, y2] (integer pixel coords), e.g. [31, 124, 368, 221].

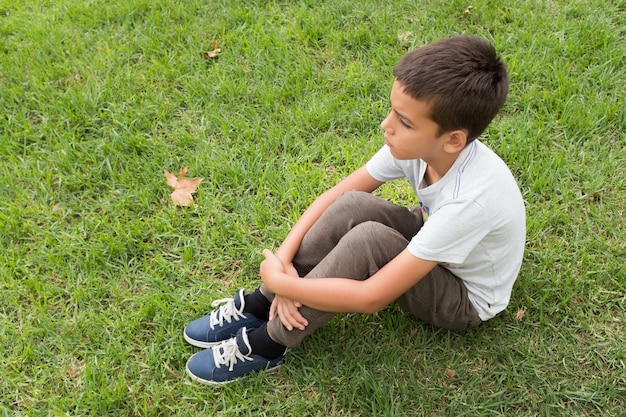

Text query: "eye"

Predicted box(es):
[399, 119, 412, 128]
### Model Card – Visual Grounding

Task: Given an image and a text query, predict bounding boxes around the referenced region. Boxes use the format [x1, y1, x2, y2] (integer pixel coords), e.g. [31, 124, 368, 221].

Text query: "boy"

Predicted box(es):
[184, 35, 526, 385]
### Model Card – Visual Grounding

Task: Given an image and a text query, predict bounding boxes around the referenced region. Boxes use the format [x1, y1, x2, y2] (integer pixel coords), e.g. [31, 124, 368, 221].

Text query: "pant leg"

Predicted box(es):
[266, 221, 412, 347]
[396, 266, 482, 331]
[291, 190, 422, 276]
[260, 190, 421, 297]
[323, 192, 480, 330]
[262, 191, 421, 348]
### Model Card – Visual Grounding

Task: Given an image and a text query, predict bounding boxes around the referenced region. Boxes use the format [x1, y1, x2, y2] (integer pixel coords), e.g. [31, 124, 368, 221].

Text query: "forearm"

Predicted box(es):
[274, 189, 339, 264]
[274, 213, 318, 265]
[265, 272, 378, 313]
[274, 166, 383, 265]
[261, 249, 438, 315]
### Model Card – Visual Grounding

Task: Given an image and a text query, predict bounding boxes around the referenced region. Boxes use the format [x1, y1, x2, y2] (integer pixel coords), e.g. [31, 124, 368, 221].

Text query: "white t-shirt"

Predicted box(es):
[366, 140, 526, 320]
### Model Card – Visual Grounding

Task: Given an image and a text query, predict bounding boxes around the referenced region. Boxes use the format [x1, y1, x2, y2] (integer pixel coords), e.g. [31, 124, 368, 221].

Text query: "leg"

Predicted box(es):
[259, 190, 421, 298]
[260, 191, 421, 348]
[292, 190, 422, 276]
[265, 221, 412, 347]
[396, 266, 482, 331]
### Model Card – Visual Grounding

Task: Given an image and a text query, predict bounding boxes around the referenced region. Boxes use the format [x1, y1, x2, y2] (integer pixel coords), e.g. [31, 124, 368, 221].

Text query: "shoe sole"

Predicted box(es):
[185, 359, 283, 386]
[183, 326, 263, 349]
[183, 329, 224, 349]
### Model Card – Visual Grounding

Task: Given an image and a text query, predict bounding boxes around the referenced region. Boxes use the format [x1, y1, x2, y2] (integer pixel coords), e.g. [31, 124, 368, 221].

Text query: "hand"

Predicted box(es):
[261, 249, 308, 331]
[259, 249, 286, 288]
[270, 295, 308, 331]
[260, 249, 300, 289]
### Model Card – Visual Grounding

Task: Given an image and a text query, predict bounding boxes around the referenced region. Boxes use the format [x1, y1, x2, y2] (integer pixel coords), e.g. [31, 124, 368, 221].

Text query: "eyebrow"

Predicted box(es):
[393, 108, 415, 127]
[389, 94, 416, 127]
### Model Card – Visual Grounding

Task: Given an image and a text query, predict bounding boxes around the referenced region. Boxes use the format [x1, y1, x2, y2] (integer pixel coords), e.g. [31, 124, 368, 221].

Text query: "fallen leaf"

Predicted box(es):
[202, 40, 222, 58]
[515, 307, 526, 322]
[164, 167, 203, 206]
[461, 5, 473, 18]
[446, 369, 457, 379]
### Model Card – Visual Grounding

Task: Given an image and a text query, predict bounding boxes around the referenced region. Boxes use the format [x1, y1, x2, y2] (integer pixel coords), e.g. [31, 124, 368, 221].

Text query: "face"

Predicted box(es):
[380, 80, 447, 161]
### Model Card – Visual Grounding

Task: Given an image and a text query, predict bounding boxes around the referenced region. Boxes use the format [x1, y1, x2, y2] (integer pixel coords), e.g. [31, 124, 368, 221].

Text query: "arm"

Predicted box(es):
[261, 249, 437, 314]
[274, 165, 383, 266]
[267, 166, 383, 330]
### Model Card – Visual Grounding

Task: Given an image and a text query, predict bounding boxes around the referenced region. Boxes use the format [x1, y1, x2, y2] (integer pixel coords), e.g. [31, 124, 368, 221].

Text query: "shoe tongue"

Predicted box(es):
[234, 289, 244, 311]
[236, 327, 252, 355]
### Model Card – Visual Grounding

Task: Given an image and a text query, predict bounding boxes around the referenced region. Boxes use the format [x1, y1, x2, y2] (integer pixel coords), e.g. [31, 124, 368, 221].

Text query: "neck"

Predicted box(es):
[424, 153, 458, 185]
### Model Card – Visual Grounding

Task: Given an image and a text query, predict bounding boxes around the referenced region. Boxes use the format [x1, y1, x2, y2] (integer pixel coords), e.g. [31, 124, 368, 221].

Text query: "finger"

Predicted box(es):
[283, 303, 307, 330]
[277, 303, 294, 331]
[291, 308, 308, 329]
[289, 301, 307, 326]
[269, 299, 277, 321]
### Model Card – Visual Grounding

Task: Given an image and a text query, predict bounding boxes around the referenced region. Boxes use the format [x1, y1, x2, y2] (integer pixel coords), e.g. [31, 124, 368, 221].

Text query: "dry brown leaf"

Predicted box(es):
[446, 369, 457, 379]
[202, 41, 222, 58]
[164, 167, 203, 206]
[461, 5, 474, 18]
[515, 307, 526, 322]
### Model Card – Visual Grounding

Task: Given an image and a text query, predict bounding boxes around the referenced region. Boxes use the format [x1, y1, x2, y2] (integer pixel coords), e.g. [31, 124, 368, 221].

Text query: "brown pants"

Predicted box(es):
[262, 191, 482, 348]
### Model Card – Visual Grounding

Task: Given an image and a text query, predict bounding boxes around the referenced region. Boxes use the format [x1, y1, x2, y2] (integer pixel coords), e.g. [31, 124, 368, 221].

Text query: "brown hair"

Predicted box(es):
[393, 36, 509, 143]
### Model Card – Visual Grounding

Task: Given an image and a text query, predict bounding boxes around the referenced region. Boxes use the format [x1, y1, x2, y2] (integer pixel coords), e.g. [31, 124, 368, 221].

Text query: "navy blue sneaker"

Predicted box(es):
[186, 327, 284, 385]
[184, 289, 266, 348]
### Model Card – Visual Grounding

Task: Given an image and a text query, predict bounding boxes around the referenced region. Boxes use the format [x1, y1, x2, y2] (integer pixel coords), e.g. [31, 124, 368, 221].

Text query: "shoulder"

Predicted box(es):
[456, 141, 520, 194]
[448, 141, 525, 224]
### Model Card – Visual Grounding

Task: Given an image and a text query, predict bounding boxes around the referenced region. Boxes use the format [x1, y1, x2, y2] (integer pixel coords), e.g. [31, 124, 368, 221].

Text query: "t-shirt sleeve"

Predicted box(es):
[408, 198, 492, 264]
[365, 145, 405, 182]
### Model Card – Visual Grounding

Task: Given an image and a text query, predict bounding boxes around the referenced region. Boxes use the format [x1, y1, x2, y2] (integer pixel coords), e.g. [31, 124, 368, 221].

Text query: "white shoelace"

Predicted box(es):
[212, 330, 253, 371]
[209, 290, 246, 330]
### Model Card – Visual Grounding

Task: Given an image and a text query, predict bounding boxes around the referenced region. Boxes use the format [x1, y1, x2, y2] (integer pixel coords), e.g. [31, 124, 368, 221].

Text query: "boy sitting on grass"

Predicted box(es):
[183, 35, 526, 385]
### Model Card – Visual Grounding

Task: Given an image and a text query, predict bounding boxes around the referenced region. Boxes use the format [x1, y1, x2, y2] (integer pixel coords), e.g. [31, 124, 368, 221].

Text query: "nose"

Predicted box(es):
[380, 113, 393, 133]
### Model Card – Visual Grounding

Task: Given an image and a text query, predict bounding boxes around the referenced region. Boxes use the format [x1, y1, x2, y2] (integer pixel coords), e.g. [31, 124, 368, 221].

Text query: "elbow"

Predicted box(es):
[352, 283, 391, 313]
[361, 304, 382, 314]
[358, 295, 388, 314]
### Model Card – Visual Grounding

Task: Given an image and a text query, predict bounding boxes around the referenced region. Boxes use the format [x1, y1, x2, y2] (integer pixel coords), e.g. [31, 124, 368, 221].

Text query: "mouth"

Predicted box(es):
[384, 136, 392, 147]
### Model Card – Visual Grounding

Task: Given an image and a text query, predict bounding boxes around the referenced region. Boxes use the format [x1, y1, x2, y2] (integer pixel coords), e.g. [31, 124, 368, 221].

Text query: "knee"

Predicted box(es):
[349, 220, 386, 234]
[343, 221, 399, 244]
[328, 190, 373, 214]
[340, 221, 408, 275]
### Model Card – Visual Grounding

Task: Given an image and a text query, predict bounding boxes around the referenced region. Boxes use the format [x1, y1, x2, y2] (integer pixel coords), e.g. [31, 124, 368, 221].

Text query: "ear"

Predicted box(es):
[443, 130, 467, 154]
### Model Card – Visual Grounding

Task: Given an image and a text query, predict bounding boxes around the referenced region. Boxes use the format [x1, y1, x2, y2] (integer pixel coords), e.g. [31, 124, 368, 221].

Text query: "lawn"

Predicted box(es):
[1, 0, 624, 415]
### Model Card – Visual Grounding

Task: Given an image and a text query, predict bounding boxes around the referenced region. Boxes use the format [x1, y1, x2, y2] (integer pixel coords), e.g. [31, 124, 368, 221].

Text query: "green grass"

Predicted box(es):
[1, 0, 624, 415]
